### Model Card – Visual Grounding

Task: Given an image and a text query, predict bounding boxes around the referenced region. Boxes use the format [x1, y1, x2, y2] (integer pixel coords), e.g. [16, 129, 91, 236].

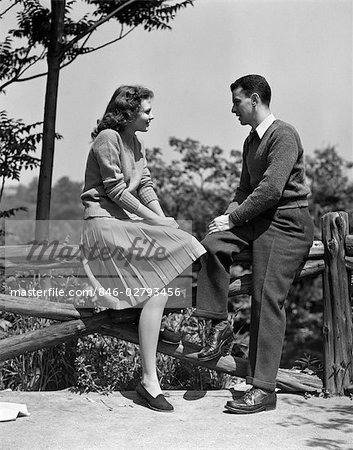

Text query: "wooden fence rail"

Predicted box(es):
[0, 211, 352, 395]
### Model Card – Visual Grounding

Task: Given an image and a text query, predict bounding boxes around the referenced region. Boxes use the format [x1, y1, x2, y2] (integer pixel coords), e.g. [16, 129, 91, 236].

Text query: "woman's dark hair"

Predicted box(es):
[230, 74, 271, 106]
[92, 85, 154, 137]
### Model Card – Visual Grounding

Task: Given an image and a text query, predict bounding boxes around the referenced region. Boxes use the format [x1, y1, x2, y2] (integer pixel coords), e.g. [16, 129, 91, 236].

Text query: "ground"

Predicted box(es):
[1, 387, 352, 449]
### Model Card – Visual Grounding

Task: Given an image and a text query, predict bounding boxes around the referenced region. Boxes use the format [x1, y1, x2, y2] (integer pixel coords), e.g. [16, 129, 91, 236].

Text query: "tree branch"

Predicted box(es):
[16, 48, 47, 79]
[57, 24, 136, 70]
[0, 25, 134, 91]
[0, 0, 21, 19]
[62, 0, 138, 56]
[0, 46, 46, 92]
[55, 30, 94, 71]
[79, 31, 93, 50]
[59, 53, 80, 71]
[0, 45, 30, 92]
[0, 176, 6, 203]
[81, 25, 137, 54]
[0, 70, 48, 90]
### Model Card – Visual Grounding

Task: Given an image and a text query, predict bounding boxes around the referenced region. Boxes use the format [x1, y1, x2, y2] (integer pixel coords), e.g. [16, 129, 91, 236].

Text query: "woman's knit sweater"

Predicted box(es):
[81, 129, 158, 219]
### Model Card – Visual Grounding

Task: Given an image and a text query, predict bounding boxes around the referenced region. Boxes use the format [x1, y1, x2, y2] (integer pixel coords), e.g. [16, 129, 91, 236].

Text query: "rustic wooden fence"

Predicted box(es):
[0, 211, 352, 395]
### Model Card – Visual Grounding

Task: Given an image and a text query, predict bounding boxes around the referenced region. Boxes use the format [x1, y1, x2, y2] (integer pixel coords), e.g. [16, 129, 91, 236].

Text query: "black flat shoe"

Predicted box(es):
[136, 382, 174, 413]
[224, 387, 277, 414]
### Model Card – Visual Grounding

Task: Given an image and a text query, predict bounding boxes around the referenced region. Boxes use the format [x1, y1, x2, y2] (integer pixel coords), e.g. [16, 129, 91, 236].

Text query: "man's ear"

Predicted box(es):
[250, 93, 260, 106]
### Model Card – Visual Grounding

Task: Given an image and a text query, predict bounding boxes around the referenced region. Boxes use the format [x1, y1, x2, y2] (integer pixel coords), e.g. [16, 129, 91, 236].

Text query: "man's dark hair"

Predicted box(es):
[230, 74, 271, 106]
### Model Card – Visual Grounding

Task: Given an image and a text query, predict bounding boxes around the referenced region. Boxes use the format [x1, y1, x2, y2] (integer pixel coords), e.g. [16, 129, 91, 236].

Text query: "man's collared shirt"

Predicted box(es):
[254, 113, 276, 139]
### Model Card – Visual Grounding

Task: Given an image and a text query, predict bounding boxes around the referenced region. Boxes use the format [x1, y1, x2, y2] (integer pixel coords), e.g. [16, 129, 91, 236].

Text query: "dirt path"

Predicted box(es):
[1, 388, 352, 449]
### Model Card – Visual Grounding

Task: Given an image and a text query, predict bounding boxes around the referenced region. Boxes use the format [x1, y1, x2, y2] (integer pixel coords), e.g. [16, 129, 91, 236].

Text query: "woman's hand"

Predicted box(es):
[146, 217, 179, 228]
[162, 217, 179, 228]
[208, 214, 234, 234]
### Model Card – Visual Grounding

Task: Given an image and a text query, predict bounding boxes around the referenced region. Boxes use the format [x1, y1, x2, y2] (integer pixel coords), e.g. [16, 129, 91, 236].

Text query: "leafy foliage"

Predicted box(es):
[148, 137, 242, 240]
[1, 176, 84, 220]
[306, 146, 353, 231]
[0, 207, 28, 219]
[0, 0, 194, 92]
[12, 0, 52, 46]
[89, 0, 193, 31]
[51, 176, 83, 220]
[0, 315, 77, 391]
[284, 277, 324, 368]
[0, 110, 42, 201]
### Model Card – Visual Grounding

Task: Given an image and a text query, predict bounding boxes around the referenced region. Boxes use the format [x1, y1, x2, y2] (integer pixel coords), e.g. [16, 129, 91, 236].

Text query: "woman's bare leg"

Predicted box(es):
[138, 293, 168, 397]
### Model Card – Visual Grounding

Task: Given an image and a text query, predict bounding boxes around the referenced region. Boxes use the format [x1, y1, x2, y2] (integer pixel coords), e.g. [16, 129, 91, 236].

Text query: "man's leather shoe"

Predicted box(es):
[225, 387, 276, 414]
[159, 325, 181, 345]
[197, 320, 234, 361]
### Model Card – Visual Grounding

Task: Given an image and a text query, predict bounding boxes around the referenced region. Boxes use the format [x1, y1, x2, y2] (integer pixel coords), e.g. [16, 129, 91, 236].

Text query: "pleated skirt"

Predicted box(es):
[80, 217, 206, 309]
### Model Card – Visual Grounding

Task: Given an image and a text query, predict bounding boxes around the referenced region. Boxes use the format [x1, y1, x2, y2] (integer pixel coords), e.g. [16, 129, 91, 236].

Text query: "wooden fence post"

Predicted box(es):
[322, 211, 353, 394]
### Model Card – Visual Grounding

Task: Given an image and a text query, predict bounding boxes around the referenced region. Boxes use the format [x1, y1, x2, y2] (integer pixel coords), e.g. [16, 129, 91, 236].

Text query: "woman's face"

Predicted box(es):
[131, 98, 154, 132]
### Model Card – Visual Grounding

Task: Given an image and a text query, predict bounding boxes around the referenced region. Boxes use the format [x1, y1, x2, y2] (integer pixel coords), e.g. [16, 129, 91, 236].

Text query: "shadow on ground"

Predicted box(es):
[277, 396, 353, 449]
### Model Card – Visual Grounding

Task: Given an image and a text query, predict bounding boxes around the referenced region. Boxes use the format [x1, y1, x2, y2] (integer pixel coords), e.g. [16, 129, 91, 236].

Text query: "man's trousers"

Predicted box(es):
[194, 206, 314, 391]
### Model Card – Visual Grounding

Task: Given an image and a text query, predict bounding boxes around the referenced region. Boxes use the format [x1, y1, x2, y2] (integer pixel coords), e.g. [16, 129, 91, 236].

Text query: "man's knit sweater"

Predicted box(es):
[226, 120, 310, 226]
[81, 129, 158, 219]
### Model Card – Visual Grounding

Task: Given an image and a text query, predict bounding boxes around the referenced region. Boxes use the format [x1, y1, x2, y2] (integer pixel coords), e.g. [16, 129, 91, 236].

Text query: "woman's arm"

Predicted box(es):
[136, 202, 178, 227]
[146, 199, 165, 217]
[93, 131, 160, 220]
[95, 131, 176, 226]
[135, 202, 161, 220]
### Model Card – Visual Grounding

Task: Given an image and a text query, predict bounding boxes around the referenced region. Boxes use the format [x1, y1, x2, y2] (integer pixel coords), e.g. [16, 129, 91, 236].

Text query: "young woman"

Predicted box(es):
[80, 85, 205, 412]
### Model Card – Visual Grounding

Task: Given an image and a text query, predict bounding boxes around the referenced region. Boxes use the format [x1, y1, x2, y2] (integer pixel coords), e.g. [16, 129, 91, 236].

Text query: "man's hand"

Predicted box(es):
[208, 214, 234, 234]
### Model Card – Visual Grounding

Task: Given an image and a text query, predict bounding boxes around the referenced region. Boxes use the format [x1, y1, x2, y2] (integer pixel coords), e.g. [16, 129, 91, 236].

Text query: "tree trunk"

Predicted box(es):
[35, 0, 66, 240]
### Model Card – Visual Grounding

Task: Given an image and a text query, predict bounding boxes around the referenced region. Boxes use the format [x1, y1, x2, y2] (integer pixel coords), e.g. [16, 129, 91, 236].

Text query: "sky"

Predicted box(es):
[1, 0, 352, 186]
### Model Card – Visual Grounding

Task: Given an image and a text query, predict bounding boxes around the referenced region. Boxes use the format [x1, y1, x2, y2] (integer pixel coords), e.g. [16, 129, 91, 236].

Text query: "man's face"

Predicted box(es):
[231, 87, 253, 126]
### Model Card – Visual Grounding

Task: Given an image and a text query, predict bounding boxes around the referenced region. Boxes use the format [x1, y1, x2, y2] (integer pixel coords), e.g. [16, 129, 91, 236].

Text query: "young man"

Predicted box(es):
[194, 74, 314, 413]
